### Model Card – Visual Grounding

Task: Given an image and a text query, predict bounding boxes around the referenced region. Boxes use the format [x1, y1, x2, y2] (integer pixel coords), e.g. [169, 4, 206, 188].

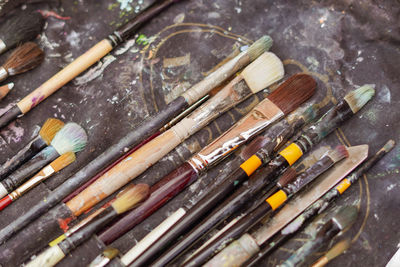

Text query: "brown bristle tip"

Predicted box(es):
[112, 184, 150, 214]
[39, 118, 65, 145]
[241, 136, 270, 160]
[3, 42, 45, 75]
[325, 239, 351, 260]
[268, 74, 316, 115]
[327, 145, 349, 163]
[50, 152, 76, 172]
[277, 167, 298, 187]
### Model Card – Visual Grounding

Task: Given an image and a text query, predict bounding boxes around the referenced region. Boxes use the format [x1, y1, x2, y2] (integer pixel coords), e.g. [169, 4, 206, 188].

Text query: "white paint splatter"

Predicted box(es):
[39, 33, 60, 50]
[66, 30, 81, 47]
[74, 55, 117, 85]
[115, 38, 137, 55]
[378, 85, 391, 103]
[387, 183, 396, 191]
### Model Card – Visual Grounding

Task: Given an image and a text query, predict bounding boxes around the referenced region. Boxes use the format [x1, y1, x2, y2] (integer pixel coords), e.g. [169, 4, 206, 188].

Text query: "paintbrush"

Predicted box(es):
[98, 74, 315, 245]
[64, 52, 283, 218]
[0, 118, 64, 180]
[0, 152, 76, 211]
[278, 205, 358, 267]
[0, 82, 13, 100]
[0, 36, 273, 246]
[0, 122, 87, 198]
[311, 238, 351, 267]
[24, 184, 149, 267]
[0, 42, 45, 82]
[0, 11, 45, 55]
[88, 247, 120, 267]
[143, 85, 375, 267]
[183, 146, 348, 267]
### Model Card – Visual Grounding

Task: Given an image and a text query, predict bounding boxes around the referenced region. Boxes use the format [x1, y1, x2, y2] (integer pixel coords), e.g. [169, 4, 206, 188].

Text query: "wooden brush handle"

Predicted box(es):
[0, 84, 10, 100]
[25, 245, 65, 267]
[17, 39, 113, 114]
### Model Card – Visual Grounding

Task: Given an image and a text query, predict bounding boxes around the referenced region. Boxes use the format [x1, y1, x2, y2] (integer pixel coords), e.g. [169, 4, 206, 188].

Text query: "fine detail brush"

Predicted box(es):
[311, 238, 351, 267]
[0, 42, 45, 82]
[0, 11, 45, 55]
[0, 82, 13, 100]
[144, 85, 375, 267]
[0, 118, 65, 180]
[184, 146, 348, 266]
[25, 184, 149, 267]
[88, 247, 120, 267]
[98, 73, 314, 245]
[0, 123, 87, 199]
[279, 205, 358, 267]
[0, 36, 272, 246]
[65, 52, 284, 217]
[0, 152, 76, 211]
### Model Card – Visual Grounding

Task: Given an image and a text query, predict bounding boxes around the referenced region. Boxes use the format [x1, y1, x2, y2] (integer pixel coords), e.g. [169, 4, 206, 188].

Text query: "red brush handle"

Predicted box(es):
[0, 195, 12, 211]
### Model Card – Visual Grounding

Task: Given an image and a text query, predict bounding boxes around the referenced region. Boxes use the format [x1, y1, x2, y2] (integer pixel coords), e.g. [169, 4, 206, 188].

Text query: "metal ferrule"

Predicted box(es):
[0, 66, 8, 82]
[107, 31, 124, 47]
[0, 39, 6, 54]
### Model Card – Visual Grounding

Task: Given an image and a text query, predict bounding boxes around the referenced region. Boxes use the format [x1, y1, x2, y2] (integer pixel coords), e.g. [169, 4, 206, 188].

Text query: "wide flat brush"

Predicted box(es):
[99, 74, 314, 246]
[25, 184, 149, 267]
[0, 123, 87, 198]
[0, 42, 45, 82]
[0, 11, 45, 55]
[0, 152, 76, 211]
[0, 118, 64, 180]
[184, 146, 348, 266]
[0, 82, 13, 100]
[146, 85, 375, 267]
[311, 238, 351, 267]
[0, 36, 272, 245]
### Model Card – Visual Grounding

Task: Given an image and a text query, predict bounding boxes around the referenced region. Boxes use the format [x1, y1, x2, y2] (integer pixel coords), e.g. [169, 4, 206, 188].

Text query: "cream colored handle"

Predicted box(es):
[17, 39, 113, 114]
[25, 245, 66, 267]
[66, 129, 182, 216]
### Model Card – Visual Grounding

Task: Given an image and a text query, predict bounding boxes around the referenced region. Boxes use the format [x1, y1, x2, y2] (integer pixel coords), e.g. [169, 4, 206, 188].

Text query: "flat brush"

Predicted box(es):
[0, 36, 273, 245]
[0, 152, 76, 211]
[88, 247, 120, 267]
[0, 118, 64, 180]
[99, 73, 316, 246]
[25, 184, 149, 267]
[147, 85, 374, 267]
[0, 42, 45, 82]
[279, 205, 358, 267]
[0, 82, 13, 100]
[0, 123, 87, 198]
[311, 238, 350, 267]
[0, 11, 45, 55]
[185, 146, 348, 267]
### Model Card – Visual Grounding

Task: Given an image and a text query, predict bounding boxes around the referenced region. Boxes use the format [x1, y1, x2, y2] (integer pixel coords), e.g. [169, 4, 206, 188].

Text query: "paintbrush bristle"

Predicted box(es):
[112, 184, 150, 214]
[50, 152, 76, 172]
[3, 42, 45, 75]
[39, 118, 65, 145]
[325, 239, 351, 261]
[246, 36, 273, 61]
[332, 205, 358, 230]
[242, 52, 284, 93]
[268, 74, 316, 115]
[240, 135, 271, 160]
[51, 123, 88, 155]
[326, 145, 349, 163]
[382, 140, 396, 152]
[277, 167, 298, 187]
[0, 12, 45, 50]
[344, 84, 375, 114]
[103, 247, 120, 259]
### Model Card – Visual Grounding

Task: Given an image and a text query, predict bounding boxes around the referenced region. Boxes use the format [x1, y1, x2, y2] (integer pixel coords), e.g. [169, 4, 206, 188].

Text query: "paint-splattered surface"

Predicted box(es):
[0, 0, 399, 266]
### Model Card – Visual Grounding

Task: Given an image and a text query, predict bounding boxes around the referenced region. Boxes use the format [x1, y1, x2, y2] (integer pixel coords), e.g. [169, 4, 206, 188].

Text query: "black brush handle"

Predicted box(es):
[0, 137, 47, 181]
[0, 106, 22, 130]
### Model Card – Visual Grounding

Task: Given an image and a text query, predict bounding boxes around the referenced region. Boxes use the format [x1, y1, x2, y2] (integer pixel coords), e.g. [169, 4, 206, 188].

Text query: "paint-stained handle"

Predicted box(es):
[17, 39, 113, 114]
[25, 245, 66, 267]
[0, 195, 12, 211]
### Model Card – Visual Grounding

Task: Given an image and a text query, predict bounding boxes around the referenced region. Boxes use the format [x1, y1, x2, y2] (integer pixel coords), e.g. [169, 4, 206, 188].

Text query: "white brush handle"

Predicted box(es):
[25, 245, 65, 267]
[0, 183, 7, 198]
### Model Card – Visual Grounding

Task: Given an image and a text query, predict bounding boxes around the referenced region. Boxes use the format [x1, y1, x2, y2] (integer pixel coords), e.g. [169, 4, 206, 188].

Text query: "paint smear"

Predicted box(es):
[74, 55, 117, 85]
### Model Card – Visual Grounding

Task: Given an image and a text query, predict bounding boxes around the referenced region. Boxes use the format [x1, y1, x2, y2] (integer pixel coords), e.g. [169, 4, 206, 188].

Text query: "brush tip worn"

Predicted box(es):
[382, 140, 396, 152]
[242, 52, 284, 93]
[39, 118, 65, 145]
[325, 238, 351, 260]
[332, 205, 358, 230]
[112, 184, 150, 214]
[7, 82, 14, 90]
[51, 122, 88, 155]
[344, 84, 375, 114]
[4, 42, 45, 75]
[278, 167, 298, 187]
[50, 152, 76, 172]
[268, 74, 316, 115]
[103, 247, 120, 259]
[327, 145, 349, 163]
[247, 36, 273, 61]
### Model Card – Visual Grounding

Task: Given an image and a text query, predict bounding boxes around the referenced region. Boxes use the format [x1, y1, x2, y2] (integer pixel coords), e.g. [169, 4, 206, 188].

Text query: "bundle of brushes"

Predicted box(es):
[0, 82, 13, 100]
[0, 11, 45, 55]
[0, 118, 65, 180]
[0, 122, 87, 198]
[0, 42, 44, 82]
[25, 184, 150, 267]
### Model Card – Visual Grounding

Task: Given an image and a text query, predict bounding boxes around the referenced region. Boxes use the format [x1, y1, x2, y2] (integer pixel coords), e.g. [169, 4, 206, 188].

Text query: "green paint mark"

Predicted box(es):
[108, 3, 119, 10]
[233, 180, 239, 186]
[136, 34, 149, 45]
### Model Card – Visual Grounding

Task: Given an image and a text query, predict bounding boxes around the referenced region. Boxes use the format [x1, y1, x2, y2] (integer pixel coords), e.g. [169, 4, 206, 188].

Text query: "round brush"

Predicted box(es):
[0, 42, 44, 82]
[311, 238, 351, 267]
[25, 184, 150, 267]
[0, 11, 45, 55]
[0, 152, 76, 211]
[0, 123, 87, 198]
[0, 82, 13, 100]
[0, 118, 65, 181]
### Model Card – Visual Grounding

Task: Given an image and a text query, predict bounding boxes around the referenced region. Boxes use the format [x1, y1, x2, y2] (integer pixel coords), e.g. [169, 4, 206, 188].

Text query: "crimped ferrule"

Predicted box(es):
[0, 39, 6, 54]
[0, 66, 8, 82]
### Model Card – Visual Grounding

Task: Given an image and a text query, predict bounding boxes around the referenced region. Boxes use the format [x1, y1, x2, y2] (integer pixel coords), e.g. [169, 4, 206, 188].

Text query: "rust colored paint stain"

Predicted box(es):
[58, 217, 74, 232]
